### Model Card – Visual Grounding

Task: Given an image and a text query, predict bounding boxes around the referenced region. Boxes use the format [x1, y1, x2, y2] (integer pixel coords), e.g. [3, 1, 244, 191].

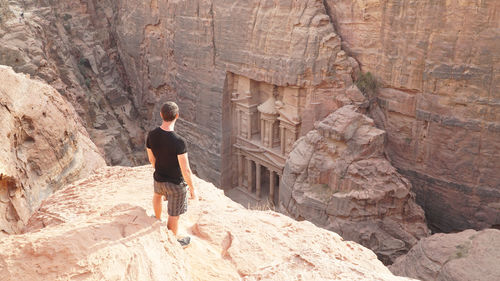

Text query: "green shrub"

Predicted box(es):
[62, 13, 72, 21]
[355, 72, 378, 96]
[78, 57, 91, 68]
[84, 78, 91, 88]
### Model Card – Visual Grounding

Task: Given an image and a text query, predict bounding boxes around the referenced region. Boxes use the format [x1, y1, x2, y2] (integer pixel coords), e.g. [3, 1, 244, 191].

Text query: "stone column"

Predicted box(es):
[246, 158, 253, 192]
[256, 163, 261, 198]
[280, 126, 285, 154]
[269, 170, 275, 203]
[260, 119, 265, 144]
[238, 153, 243, 187]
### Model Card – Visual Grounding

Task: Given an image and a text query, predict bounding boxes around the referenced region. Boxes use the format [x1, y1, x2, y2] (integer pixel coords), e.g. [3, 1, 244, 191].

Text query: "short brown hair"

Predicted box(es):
[160, 102, 179, 121]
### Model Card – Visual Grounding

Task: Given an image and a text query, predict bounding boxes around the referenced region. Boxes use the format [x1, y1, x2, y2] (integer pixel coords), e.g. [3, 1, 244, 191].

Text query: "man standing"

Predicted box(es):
[146, 102, 196, 247]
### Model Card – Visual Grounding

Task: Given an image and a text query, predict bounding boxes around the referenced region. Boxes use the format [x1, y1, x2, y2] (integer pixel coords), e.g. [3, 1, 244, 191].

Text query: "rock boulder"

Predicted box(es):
[390, 229, 500, 281]
[280, 105, 429, 264]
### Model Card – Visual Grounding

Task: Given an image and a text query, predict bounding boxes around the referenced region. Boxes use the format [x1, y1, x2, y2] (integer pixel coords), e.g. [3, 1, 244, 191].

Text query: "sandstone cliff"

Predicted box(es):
[0, 66, 106, 234]
[0, 165, 414, 281]
[390, 229, 500, 281]
[325, 0, 500, 232]
[1, 0, 498, 233]
[280, 105, 429, 264]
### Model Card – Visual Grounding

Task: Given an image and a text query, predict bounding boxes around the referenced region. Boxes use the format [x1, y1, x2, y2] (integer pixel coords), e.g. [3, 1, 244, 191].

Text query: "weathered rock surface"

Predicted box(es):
[0, 165, 414, 281]
[280, 105, 429, 264]
[0, 0, 145, 166]
[390, 229, 500, 281]
[326, 0, 500, 232]
[0, 65, 106, 234]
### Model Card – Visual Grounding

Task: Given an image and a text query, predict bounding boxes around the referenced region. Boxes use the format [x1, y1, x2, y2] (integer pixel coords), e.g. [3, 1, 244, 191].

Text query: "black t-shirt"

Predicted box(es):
[146, 128, 187, 184]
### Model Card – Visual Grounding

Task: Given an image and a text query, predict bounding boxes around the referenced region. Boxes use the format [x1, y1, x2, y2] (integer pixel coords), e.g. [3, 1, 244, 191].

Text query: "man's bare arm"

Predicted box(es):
[177, 153, 196, 199]
[147, 148, 156, 168]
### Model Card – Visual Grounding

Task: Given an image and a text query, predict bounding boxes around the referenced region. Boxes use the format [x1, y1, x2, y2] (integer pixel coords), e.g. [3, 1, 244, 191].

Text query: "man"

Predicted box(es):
[146, 101, 196, 247]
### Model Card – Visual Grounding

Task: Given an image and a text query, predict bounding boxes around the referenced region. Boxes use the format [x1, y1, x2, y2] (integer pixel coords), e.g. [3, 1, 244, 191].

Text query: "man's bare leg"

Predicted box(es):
[153, 193, 163, 219]
[167, 215, 180, 236]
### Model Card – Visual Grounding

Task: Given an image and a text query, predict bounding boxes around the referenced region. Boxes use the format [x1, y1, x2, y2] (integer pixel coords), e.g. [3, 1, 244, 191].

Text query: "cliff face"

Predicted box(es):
[0, 66, 106, 234]
[325, 0, 500, 232]
[0, 165, 415, 281]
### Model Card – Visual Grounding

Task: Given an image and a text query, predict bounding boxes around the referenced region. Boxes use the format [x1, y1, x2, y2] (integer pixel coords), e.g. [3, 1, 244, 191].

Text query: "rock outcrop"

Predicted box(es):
[0, 165, 414, 281]
[326, 0, 500, 232]
[280, 105, 429, 264]
[390, 229, 500, 281]
[0, 66, 106, 234]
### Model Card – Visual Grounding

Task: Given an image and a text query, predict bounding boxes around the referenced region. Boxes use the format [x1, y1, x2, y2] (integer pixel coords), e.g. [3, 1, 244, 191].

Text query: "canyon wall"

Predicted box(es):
[1, 0, 145, 165]
[325, 0, 500, 232]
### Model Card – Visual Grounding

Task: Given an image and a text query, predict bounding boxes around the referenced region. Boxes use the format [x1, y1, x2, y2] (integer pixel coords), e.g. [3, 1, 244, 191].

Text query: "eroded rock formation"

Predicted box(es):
[280, 105, 429, 264]
[0, 66, 105, 234]
[0, 165, 414, 281]
[390, 229, 500, 281]
[325, 0, 500, 232]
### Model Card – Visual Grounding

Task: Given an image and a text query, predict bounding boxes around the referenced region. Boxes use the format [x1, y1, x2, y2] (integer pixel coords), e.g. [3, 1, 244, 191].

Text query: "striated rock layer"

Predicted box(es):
[1, 166, 414, 281]
[390, 229, 500, 281]
[280, 105, 429, 264]
[0, 66, 106, 234]
[326, 0, 500, 232]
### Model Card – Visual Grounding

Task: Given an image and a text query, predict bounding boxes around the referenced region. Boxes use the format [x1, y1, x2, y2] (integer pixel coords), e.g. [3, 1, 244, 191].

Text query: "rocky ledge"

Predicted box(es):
[0, 165, 414, 281]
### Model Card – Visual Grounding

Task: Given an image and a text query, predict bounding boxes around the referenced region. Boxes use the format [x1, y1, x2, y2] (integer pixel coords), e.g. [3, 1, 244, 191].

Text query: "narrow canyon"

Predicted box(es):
[0, 0, 499, 280]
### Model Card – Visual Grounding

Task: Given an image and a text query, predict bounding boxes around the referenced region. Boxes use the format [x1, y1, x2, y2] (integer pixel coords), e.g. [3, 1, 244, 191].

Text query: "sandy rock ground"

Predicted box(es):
[0, 165, 414, 281]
